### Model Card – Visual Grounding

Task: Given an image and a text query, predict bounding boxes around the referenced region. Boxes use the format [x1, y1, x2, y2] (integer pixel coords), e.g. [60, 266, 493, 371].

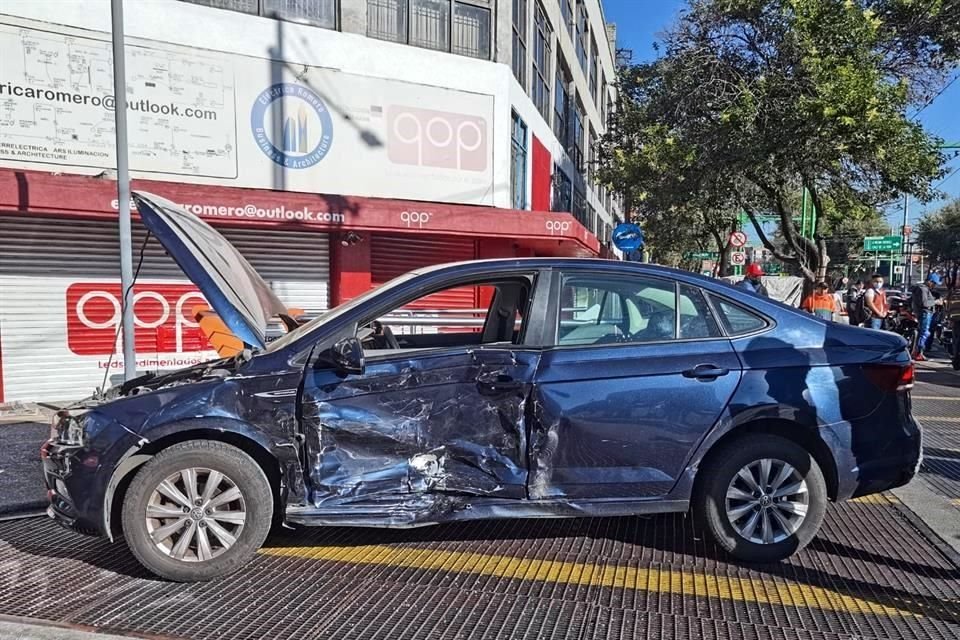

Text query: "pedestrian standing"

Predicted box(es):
[911, 272, 943, 361]
[863, 274, 888, 330]
[802, 281, 839, 320]
[846, 280, 866, 325]
[737, 263, 769, 297]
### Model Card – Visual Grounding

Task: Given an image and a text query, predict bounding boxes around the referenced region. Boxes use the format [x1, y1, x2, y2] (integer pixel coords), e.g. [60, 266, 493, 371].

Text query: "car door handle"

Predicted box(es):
[682, 364, 730, 380]
[476, 372, 524, 393]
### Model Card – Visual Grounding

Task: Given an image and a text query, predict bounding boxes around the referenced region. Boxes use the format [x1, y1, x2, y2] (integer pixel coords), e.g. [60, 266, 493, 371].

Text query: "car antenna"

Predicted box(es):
[94, 232, 152, 401]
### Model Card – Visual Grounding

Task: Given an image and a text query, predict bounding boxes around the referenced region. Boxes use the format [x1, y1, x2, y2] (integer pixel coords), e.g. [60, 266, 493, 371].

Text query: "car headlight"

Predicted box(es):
[50, 410, 87, 447]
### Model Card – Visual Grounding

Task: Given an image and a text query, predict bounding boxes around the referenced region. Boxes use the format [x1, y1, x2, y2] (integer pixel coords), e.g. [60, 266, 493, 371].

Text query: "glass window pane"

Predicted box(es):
[511, 112, 528, 209]
[367, 0, 408, 42]
[263, 0, 338, 28]
[712, 296, 768, 335]
[181, 0, 258, 13]
[411, 0, 451, 52]
[679, 284, 722, 339]
[558, 276, 678, 346]
[455, 2, 491, 59]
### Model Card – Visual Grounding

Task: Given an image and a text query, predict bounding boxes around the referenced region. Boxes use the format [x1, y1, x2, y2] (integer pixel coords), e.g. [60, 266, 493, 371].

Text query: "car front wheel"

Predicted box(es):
[694, 434, 827, 563]
[121, 440, 273, 582]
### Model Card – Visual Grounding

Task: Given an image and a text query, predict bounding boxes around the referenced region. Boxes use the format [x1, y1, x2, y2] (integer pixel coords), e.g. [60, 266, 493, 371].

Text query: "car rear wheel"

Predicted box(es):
[121, 440, 273, 582]
[694, 434, 827, 563]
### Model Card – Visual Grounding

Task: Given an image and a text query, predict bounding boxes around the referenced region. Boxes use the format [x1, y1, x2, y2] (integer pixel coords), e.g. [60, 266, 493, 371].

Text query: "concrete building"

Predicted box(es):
[0, 0, 623, 400]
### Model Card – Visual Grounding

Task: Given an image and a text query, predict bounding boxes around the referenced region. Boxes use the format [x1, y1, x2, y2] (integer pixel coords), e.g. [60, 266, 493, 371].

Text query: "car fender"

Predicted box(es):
[664, 402, 847, 502]
[101, 416, 300, 541]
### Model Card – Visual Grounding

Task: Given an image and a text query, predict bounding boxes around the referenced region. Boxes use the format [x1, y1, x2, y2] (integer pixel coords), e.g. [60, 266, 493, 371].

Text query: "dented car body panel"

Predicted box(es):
[43, 197, 922, 537]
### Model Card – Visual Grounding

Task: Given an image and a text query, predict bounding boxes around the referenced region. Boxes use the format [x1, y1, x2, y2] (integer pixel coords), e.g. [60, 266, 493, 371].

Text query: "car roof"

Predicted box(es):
[412, 257, 703, 281]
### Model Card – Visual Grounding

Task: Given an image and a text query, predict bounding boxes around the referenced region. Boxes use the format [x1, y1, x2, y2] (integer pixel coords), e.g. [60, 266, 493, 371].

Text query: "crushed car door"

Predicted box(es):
[297, 275, 545, 525]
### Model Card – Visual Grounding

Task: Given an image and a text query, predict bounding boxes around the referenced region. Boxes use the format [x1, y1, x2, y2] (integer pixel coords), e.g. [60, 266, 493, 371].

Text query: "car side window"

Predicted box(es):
[358, 277, 533, 357]
[557, 275, 677, 346]
[679, 284, 722, 339]
[711, 296, 768, 335]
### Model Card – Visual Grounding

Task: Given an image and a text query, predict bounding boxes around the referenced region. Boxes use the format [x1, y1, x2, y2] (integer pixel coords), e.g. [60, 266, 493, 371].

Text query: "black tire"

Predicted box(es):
[121, 440, 273, 582]
[693, 434, 827, 563]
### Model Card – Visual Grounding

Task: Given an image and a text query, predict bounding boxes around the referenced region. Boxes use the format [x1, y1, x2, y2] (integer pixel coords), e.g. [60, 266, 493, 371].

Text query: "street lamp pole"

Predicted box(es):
[110, 0, 137, 382]
[901, 193, 908, 287]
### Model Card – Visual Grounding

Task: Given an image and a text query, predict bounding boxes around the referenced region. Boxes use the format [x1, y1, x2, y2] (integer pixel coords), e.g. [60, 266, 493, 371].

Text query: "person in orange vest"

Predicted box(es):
[863, 273, 888, 330]
[802, 281, 840, 320]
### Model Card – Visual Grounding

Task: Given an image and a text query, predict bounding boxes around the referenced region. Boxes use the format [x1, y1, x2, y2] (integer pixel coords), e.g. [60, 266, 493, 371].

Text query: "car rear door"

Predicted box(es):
[529, 270, 743, 500]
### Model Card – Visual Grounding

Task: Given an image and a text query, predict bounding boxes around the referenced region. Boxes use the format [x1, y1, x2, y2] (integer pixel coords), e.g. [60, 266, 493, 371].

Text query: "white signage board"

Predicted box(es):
[0, 21, 497, 206]
[0, 23, 237, 177]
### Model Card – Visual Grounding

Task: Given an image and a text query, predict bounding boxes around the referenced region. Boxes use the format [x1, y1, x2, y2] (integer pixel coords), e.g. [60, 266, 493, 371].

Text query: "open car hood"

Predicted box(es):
[132, 191, 287, 349]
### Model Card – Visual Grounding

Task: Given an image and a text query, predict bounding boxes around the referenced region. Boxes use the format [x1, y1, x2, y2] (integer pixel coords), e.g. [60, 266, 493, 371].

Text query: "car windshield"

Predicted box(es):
[266, 272, 420, 352]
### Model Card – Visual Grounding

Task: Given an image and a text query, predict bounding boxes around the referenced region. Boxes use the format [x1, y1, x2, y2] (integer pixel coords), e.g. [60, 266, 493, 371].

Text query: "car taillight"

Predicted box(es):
[864, 362, 914, 392]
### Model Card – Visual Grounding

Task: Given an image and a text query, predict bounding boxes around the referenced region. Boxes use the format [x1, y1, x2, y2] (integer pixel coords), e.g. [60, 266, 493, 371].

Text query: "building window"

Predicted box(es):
[575, 1, 588, 72]
[511, 112, 528, 210]
[366, 0, 491, 59]
[552, 164, 572, 213]
[180, 0, 338, 29]
[368, 0, 408, 42]
[531, 2, 552, 122]
[587, 126, 596, 182]
[571, 98, 585, 171]
[512, 0, 527, 87]
[589, 38, 599, 103]
[453, 2, 491, 59]
[410, 0, 451, 51]
[560, 0, 574, 39]
[554, 58, 571, 146]
[571, 188, 588, 229]
[600, 74, 607, 125]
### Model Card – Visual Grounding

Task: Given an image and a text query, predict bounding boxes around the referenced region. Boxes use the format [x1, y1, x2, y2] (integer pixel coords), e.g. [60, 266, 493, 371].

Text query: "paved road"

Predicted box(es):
[0, 422, 47, 517]
[0, 361, 957, 640]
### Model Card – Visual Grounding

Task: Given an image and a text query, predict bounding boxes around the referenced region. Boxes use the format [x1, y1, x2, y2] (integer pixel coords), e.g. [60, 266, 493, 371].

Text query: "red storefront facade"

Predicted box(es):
[0, 169, 601, 401]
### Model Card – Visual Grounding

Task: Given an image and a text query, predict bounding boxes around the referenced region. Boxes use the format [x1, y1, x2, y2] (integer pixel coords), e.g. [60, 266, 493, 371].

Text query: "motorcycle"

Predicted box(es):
[884, 296, 919, 354]
[943, 311, 960, 370]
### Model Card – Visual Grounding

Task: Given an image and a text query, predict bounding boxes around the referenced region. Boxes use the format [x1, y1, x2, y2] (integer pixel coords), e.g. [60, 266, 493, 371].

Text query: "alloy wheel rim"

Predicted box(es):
[145, 467, 246, 562]
[725, 458, 809, 545]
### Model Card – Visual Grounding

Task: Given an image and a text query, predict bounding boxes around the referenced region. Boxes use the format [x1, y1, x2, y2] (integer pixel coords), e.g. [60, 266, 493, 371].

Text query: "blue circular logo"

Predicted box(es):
[612, 223, 644, 252]
[251, 83, 334, 169]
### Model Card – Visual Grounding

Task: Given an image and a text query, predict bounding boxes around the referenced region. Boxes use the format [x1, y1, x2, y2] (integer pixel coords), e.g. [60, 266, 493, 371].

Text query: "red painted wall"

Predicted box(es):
[531, 136, 552, 212]
[329, 232, 372, 306]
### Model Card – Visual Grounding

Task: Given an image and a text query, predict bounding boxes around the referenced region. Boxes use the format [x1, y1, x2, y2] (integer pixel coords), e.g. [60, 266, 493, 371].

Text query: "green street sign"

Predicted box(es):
[863, 235, 902, 252]
[689, 251, 719, 259]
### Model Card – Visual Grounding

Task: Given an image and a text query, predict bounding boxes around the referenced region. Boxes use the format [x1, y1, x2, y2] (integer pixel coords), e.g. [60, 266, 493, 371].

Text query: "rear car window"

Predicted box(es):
[711, 296, 768, 336]
[679, 284, 722, 339]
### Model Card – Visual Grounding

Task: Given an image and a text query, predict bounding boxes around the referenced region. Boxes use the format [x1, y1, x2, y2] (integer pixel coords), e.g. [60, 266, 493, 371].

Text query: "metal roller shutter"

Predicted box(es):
[0, 215, 328, 402]
[371, 235, 478, 310]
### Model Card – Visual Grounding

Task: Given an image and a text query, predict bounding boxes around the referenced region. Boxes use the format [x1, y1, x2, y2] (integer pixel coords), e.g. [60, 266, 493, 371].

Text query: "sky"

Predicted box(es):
[600, 0, 960, 231]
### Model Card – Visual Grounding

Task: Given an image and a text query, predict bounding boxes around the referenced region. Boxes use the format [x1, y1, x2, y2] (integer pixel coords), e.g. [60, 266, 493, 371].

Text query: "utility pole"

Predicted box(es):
[111, 0, 136, 382]
[901, 193, 908, 287]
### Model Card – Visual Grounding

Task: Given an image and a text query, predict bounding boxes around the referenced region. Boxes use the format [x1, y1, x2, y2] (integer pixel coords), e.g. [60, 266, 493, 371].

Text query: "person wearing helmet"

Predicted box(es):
[737, 263, 769, 297]
[911, 272, 944, 360]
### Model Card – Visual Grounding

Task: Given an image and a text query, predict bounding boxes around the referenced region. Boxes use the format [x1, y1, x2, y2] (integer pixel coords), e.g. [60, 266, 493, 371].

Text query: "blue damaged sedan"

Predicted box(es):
[42, 192, 922, 581]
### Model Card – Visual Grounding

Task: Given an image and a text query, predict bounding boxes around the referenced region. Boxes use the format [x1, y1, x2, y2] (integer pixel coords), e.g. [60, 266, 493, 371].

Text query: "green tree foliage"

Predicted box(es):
[916, 199, 960, 268]
[600, 0, 958, 282]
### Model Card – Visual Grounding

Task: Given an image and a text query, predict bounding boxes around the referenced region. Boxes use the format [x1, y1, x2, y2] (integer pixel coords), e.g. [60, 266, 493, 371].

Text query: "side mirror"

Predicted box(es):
[326, 336, 364, 376]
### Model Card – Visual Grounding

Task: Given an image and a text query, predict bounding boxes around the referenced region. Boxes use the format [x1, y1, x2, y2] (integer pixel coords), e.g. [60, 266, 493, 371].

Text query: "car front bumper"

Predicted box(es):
[41, 440, 108, 536]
